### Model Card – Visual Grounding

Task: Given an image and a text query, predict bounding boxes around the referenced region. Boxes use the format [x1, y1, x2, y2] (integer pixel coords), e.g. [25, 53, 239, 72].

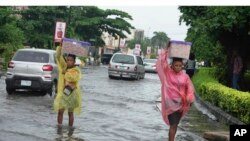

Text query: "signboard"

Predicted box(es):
[119, 38, 126, 48]
[54, 22, 66, 43]
[147, 46, 151, 55]
[135, 44, 141, 50]
[62, 38, 91, 57]
[168, 40, 192, 59]
[133, 44, 141, 56]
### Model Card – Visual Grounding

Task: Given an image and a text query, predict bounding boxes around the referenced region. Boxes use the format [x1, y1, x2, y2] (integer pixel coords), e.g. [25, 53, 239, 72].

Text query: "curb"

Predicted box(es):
[195, 95, 244, 125]
[203, 131, 229, 141]
[195, 95, 244, 141]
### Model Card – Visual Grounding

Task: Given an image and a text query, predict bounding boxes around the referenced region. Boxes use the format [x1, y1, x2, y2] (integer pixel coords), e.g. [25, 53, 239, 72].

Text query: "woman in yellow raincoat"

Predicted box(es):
[54, 45, 82, 127]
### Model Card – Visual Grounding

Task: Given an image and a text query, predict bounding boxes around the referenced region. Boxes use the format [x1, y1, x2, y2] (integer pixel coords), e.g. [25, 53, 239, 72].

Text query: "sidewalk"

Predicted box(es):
[195, 95, 245, 141]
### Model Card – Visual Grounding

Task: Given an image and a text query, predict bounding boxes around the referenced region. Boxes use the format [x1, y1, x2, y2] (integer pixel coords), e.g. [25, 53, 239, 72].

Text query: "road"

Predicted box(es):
[0, 65, 228, 141]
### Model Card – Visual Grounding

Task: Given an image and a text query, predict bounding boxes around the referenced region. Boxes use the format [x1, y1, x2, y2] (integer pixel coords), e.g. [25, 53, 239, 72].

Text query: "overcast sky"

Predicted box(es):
[100, 6, 189, 41]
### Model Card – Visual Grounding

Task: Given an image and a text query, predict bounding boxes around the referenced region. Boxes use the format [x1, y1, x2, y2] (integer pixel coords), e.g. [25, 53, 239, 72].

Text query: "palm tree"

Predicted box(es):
[151, 32, 170, 49]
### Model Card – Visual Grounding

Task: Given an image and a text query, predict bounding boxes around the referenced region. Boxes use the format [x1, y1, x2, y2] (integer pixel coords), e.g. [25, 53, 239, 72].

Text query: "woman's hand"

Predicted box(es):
[186, 99, 193, 106]
[65, 81, 76, 90]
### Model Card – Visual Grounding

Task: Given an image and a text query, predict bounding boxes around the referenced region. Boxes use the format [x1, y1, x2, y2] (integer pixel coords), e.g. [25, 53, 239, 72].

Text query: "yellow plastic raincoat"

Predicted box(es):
[53, 46, 82, 115]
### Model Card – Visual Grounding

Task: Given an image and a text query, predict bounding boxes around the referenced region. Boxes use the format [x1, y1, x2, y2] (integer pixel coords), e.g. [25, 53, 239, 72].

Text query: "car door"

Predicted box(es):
[136, 56, 145, 74]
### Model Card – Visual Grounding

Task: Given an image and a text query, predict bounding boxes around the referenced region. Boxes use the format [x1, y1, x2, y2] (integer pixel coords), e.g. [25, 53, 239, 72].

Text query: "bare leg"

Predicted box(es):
[168, 124, 178, 141]
[58, 109, 64, 125]
[68, 112, 74, 127]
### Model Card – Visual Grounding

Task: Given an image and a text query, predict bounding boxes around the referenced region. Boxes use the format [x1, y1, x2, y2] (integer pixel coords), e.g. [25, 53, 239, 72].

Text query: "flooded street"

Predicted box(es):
[0, 66, 228, 141]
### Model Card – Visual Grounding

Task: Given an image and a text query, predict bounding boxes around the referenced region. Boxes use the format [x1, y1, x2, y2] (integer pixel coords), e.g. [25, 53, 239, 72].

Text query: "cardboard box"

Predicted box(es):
[62, 38, 91, 57]
[168, 40, 192, 59]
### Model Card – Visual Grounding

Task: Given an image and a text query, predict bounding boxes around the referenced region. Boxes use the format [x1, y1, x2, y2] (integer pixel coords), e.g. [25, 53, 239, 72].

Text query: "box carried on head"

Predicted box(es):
[62, 38, 91, 57]
[168, 40, 192, 59]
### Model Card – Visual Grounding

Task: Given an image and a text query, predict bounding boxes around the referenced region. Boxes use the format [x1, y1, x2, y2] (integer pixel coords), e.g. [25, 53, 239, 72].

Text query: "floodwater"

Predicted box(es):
[0, 66, 228, 141]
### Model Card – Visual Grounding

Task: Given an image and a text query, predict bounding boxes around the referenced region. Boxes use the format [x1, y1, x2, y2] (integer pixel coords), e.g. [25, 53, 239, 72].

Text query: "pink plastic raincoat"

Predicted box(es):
[156, 50, 195, 125]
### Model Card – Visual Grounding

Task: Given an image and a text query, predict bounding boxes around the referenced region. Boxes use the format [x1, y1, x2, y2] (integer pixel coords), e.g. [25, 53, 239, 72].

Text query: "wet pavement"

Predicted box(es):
[0, 65, 228, 141]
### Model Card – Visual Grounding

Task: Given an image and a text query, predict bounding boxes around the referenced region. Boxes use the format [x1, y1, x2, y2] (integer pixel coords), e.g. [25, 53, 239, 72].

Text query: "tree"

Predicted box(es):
[18, 6, 134, 48]
[0, 7, 24, 46]
[179, 6, 250, 86]
[151, 32, 169, 49]
[126, 37, 152, 55]
[0, 7, 24, 68]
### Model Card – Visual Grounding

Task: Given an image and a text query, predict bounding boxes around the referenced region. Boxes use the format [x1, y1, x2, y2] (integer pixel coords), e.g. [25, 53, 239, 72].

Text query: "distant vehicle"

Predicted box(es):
[108, 53, 145, 80]
[101, 53, 113, 65]
[75, 57, 84, 68]
[143, 59, 157, 73]
[5, 48, 58, 96]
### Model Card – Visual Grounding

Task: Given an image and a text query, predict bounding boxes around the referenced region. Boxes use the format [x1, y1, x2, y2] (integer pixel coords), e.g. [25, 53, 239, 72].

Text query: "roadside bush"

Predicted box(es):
[0, 43, 22, 70]
[150, 54, 156, 59]
[193, 68, 250, 124]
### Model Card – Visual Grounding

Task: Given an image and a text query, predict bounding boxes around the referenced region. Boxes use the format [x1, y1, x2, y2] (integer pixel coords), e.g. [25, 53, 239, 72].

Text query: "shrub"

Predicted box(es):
[193, 68, 250, 123]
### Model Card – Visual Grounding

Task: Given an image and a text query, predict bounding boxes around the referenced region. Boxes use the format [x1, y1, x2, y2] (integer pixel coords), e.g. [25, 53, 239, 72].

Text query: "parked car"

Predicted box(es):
[5, 48, 58, 96]
[143, 59, 157, 73]
[101, 53, 113, 65]
[108, 53, 145, 80]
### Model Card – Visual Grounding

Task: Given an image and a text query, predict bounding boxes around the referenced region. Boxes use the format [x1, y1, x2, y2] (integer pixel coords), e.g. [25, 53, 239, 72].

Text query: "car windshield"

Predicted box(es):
[112, 54, 135, 64]
[13, 51, 49, 63]
[144, 59, 157, 63]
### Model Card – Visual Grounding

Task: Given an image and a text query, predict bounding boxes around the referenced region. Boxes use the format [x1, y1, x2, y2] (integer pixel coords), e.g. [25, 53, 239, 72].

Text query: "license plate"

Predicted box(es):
[21, 80, 32, 86]
[119, 66, 127, 69]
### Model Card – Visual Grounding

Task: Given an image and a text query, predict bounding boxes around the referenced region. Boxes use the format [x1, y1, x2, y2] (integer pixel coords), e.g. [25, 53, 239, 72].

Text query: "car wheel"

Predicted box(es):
[135, 74, 140, 80]
[48, 81, 57, 98]
[6, 87, 15, 95]
[109, 75, 115, 79]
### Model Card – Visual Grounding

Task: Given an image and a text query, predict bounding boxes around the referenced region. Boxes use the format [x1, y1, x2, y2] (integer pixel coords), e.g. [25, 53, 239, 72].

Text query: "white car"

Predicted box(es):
[143, 59, 157, 73]
[75, 57, 84, 68]
[108, 53, 145, 80]
[5, 48, 58, 96]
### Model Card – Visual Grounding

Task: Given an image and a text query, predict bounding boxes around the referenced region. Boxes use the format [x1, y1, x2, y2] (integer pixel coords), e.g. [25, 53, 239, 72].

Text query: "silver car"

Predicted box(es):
[143, 59, 157, 73]
[5, 48, 58, 96]
[108, 53, 145, 80]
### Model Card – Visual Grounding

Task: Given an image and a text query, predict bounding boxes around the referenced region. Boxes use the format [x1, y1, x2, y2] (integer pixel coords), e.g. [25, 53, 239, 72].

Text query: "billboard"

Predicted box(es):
[119, 38, 126, 48]
[133, 44, 141, 56]
[147, 46, 151, 55]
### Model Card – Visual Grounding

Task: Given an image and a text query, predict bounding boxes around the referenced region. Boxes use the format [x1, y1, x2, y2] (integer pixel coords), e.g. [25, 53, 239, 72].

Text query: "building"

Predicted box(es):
[134, 29, 144, 42]
[101, 29, 144, 55]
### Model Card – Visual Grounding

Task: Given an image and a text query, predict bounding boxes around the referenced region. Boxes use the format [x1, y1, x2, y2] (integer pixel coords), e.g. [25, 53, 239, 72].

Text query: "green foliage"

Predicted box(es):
[17, 6, 62, 48]
[192, 68, 218, 90]
[200, 82, 250, 123]
[0, 43, 22, 69]
[0, 7, 24, 68]
[0, 24, 24, 46]
[179, 6, 250, 85]
[78, 56, 88, 63]
[193, 68, 250, 124]
[150, 54, 156, 59]
[18, 6, 134, 48]
[0, 7, 24, 46]
[126, 37, 152, 55]
[151, 32, 169, 49]
[126, 39, 137, 49]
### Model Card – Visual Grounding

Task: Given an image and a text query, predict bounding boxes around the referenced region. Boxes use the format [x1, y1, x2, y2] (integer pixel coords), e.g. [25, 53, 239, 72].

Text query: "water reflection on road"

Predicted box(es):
[0, 66, 228, 141]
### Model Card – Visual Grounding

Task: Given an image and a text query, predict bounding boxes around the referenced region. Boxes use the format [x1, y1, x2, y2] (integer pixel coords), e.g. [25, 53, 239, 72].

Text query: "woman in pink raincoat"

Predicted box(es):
[156, 47, 195, 141]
